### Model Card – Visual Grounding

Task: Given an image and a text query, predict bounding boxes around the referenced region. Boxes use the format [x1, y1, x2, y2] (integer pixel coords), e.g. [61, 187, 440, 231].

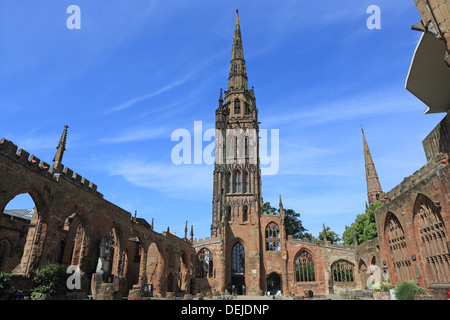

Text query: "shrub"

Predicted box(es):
[394, 281, 426, 300]
[0, 272, 12, 297]
[372, 281, 390, 292]
[32, 264, 67, 298]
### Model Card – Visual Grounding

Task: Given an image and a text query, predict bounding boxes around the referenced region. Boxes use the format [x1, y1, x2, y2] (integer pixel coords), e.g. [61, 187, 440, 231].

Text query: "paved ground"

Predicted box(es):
[204, 293, 373, 300]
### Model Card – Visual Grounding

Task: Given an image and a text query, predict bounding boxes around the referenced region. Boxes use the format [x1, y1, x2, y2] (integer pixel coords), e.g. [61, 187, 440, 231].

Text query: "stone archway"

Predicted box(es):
[231, 242, 245, 295]
[359, 260, 368, 289]
[266, 272, 282, 295]
[58, 213, 85, 268]
[3, 192, 46, 276]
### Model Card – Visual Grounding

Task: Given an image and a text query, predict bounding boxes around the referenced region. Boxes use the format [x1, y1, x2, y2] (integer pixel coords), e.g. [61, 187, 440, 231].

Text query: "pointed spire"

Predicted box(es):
[219, 88, 223, 107]
[362, 126, 383, 204]
[190, 225, 194, 242]
[279, 195, 283, 209]
[228, 8, 248, 91]
[184, 221, 188, 239]
[52, 125, 68, 173]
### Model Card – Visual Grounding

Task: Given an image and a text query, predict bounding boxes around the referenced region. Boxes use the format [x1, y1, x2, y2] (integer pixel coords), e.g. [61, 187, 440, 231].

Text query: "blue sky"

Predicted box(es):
[1, 1, 446, 241]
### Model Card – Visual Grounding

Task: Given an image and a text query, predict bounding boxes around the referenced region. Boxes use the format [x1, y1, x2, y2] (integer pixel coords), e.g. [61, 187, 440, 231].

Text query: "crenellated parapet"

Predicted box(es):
[0, 137, 102, 198]
[381, 152, 449, 205]
[192, 236, 221, 248]
[1, 138, 54, 179]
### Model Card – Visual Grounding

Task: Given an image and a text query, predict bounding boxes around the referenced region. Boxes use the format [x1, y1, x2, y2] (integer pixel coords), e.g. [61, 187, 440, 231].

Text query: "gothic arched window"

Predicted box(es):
[244, 137, 249, 158]
[227, 173, 232, 193]
[231, 242, 245, 275]
[295, 251, 315, 282]
[234, 171, 241, 193]
[243, 205, 248, 222]
[386, 213, 413, 282]
[226, 206, 232, 221]
[332, 260, 354, 282]
[197, 248, 213, 278]
[243, 172, 249, 193]
[415, 197, 450, 283]
[234, 99, 241, 114]
[265, 222, 280, 251]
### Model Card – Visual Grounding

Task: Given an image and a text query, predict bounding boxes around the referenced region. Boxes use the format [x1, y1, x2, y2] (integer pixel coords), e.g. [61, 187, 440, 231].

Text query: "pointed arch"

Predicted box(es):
[413, 193, 450, 282]
[242, 205, 248, 222]
[0, 239, 12, 272]
[294, 249, 315, 282]
[227, 171, 232, 193]
[231, 241, 245, 275]
[3, 191, 44, 275]
[331, 260, 355, 282]
[243, 171, 249, 193]
[385, 212, 413, 282]
[233, 170, 242, 193]
[234, 98, 241, 114]
[196, 247, 213, 278]
[265, 222, 280, 251]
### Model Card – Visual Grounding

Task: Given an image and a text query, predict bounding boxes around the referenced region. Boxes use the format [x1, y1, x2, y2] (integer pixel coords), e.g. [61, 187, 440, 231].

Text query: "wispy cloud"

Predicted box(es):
[99, 126, 169, 144]
[105, 73, 194, 114]
[263, 90, 423, 129]
[107, 159, 212, 201]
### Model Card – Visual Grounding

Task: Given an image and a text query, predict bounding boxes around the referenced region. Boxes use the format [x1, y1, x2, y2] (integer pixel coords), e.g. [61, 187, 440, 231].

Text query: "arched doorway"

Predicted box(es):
[146, 242, 163, 296]
[359, 260, 368, 289]
[231, 242, 245, 295]
[58, 213, 84, 267]
[266, 272, 281, 295]
[2, 192, 42, 275]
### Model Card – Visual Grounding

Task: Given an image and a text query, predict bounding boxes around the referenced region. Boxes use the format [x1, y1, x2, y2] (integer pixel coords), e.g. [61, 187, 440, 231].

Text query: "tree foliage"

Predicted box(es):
[319, 226, 341, 243]
[32, 264, 67, 297]
[343, 200, 381, 246]
[263, 202, 308, 239]
[0, 272, 12, 297]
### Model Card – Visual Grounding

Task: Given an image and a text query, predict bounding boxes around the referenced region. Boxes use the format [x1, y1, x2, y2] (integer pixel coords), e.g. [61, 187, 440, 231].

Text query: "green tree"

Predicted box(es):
[0, 272, 12, 298]
[318, 226, 341, 243]
[263, 202, 308, 239]
[32, 264, 67, 298]
[343, 200, 381, 245]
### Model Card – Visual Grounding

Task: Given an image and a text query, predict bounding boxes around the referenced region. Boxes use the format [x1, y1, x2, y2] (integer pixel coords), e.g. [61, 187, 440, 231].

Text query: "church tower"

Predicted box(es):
[211, 8, 262, 237]
[211, 8, 264, 295]
[362, 127, 383, 204]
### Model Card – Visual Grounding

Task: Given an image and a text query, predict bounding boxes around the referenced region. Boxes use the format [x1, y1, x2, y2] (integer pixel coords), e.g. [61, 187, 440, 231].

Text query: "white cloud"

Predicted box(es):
[99, 126, 169, 143]
[105, 73, 195, 114]
[107, 159, 213, 201]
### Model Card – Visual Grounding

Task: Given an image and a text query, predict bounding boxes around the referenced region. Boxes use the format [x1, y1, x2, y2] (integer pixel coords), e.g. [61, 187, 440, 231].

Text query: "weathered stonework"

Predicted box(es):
[372, 112, 450, 299]
[0, 137, 196, 299]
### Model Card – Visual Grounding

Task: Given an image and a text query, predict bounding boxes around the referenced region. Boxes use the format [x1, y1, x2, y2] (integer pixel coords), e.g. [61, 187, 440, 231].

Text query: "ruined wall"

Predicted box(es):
[355, 238, 384, 289]
[0, 213, 30, 273]
[423, 115, 450, 161]
[0, 137, 196, 299]
[374, 153, 450, 299]
[285, 238, 360, 295]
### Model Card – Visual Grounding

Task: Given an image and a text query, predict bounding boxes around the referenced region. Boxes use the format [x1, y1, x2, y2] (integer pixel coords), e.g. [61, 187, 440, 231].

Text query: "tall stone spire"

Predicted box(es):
[362, 126, 383, 204]
[228, 8, 248, 91]
[52, 125, 68, 173]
